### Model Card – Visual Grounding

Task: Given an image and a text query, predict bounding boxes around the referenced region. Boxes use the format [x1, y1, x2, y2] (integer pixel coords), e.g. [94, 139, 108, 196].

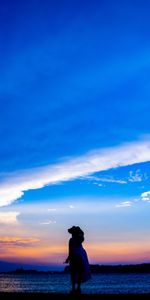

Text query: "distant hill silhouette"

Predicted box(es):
[64, 263, 150, 274]
[7, 267, 62, 275]
[0, 260, 61, 273]
[2, 263, 150, 274]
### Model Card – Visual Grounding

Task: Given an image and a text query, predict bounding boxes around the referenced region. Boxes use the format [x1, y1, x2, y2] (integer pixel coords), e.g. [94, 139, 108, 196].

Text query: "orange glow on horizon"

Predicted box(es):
[1, 238, 150, 265]
[86, 241, 150, 263]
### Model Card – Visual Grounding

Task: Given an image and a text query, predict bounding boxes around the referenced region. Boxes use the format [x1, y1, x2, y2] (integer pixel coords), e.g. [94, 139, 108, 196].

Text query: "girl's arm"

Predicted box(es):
[64, 238, 72, 263]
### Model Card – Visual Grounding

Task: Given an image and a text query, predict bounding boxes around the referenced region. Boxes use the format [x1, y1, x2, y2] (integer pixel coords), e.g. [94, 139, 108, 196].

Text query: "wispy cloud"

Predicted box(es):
[40, 220, 56, 225]
[0, 139, 150, 207]
[85, 175, 127, 185]
[93, 182, 103, 187]
[116, 190, 150, 208]
[0, 212, 20, 224]
[128, 169, 147, 182]
[86, 169, 148, 186]
[0, 237, 40, 247]
[141, 191, 150, 202]
[116, 201, 133, 208]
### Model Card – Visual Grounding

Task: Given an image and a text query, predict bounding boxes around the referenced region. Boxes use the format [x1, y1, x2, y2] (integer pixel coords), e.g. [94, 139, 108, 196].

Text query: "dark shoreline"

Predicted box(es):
[1, 263, 150, 275]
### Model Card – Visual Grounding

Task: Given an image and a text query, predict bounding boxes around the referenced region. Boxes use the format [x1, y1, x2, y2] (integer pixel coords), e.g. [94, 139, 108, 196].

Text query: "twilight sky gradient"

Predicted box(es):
[0, 0, 150, 270]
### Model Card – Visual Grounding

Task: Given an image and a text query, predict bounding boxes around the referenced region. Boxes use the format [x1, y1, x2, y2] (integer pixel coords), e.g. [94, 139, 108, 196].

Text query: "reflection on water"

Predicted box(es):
[0, 273, 150, 294]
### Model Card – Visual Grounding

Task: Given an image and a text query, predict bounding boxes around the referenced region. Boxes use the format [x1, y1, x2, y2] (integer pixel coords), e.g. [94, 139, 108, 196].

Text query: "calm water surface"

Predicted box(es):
[0, 273, 150, 294]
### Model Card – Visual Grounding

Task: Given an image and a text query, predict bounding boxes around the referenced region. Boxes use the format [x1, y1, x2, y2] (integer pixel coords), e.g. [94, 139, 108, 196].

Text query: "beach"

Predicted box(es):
[0, 272, 150, 299]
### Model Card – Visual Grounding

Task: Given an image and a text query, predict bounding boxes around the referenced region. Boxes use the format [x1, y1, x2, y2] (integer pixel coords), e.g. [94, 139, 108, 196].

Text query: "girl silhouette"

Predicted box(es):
[64, 226, 91, 294]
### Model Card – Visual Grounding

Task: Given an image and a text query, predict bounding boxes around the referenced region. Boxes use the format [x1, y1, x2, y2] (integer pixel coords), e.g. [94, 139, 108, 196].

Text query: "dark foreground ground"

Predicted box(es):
[0, 293, 150, 300]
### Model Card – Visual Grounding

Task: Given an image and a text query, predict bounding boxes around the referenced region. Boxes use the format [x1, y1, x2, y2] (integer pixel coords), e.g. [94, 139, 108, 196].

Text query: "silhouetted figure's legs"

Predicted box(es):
[70, 273, 82, 294]
[70, 274, 76, 294]
[77, 280, 81, 294]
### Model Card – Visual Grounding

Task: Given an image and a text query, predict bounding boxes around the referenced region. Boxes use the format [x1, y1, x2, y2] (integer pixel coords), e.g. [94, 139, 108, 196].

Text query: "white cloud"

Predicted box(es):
[104, 178, 127, 184]
[86, 169, 148, 186]
[0, 138, 150, 207]
[86, 175, 127, 184]
[116, 201, 132, 208]
[141, 191, 150, 202]
[94, 183, 103, 187]
[0, 212, 20, 224]
[0, 189, 23, 207]
[40, 220, 56, 225]
[128, 169, 147, 182]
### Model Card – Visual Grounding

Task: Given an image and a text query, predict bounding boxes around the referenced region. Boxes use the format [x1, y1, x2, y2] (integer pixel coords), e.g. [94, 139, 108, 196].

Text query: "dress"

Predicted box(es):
[68, 237, 91, 283]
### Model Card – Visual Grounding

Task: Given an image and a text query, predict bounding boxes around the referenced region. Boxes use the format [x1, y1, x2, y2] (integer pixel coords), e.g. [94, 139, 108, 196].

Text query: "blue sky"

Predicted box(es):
[0, 0, 150, 269]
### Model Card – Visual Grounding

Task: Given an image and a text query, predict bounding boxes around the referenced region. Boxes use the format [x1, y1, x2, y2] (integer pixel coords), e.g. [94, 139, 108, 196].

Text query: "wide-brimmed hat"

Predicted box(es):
[68, 226, 84, 235]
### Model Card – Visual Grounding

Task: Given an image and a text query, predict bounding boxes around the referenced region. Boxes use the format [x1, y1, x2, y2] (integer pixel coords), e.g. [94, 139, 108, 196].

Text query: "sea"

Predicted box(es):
[0, 273, 150, 294]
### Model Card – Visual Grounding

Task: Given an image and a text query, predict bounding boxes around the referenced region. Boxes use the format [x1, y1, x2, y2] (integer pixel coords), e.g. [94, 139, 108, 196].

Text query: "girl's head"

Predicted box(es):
[68, 226, 84, 243]
[68, 226, 84, 236]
